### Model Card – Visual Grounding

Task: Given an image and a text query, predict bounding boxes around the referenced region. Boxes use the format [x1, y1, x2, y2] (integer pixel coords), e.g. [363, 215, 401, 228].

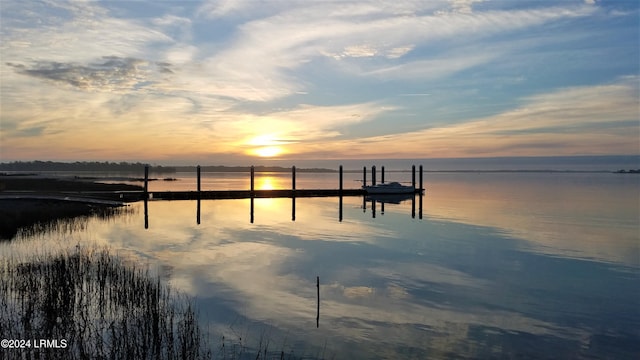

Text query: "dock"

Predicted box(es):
[147, 188, 367, 200]
[135, 164, 424, 201]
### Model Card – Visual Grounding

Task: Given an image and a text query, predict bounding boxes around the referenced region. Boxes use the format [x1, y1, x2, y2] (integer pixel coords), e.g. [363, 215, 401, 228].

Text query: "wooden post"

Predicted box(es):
[419, 165, 423, 192]
[372, 165, 376, 186]
[339, 165, 344, 221]
[381, 166, 385, 184]
[144, 165, 149, 197]
[316, 276, 320, 328]
[363, 166, 367, 187]
[292, 166, 296, 191]
[292, 166, 296, 221]
[144, 165, 149, 228]
[250, 165, 255, 193]
[250, 166, 255, 223]
[197, 165, 201, 194]
[412, 165, 416, 189]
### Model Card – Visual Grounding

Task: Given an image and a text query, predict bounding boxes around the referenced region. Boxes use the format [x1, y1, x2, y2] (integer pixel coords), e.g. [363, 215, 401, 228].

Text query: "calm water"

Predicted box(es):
[3, 171, 639, 359]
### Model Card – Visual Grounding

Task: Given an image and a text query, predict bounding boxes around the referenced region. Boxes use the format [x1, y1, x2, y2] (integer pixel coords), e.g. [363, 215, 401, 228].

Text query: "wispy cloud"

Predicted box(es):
[7, 57, 169, 92]
[295, 76, 640, 158]
[0, 0, 636, 162]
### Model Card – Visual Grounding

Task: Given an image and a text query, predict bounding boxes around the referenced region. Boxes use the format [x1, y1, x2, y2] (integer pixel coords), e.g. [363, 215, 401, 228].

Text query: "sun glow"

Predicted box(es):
[254, 146, 283, 157]
[246, 134, 288, 158]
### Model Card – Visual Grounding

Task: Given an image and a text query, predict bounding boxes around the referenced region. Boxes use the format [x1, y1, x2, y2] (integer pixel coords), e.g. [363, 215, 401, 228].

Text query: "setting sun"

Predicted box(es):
[246, 134, 288, 158]
[254, 146, 283, 157]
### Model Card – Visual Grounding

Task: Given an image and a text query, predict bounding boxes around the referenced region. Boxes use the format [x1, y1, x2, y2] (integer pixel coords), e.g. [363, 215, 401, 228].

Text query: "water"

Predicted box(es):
[2, 170, 639, 359]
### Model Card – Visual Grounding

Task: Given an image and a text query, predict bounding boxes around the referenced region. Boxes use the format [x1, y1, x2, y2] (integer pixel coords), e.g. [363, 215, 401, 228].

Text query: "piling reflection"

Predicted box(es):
[142, 193, 423, 229]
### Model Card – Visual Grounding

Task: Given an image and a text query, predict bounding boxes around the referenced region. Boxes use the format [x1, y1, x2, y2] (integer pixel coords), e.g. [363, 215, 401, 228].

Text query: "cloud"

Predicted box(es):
[0, 1, 171, 64]
[290, 76, 640, 158]
[8, 57, 167, 92]
[196, 1, 597, 100]
[1, 0, 633, 162]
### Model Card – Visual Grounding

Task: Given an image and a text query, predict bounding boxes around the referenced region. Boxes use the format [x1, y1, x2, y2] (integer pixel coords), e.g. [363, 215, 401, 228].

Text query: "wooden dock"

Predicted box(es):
[147, 188, 368, 200]
[133, 164, 424, 202]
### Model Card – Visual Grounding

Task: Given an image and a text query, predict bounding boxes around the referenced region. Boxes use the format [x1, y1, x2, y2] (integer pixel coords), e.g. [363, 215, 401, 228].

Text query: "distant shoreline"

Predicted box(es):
[2, 156, 638, 173]
[0, 161, 337, 173]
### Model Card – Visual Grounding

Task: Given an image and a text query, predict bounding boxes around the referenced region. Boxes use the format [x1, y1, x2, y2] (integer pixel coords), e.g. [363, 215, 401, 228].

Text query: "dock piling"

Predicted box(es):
[372, 165, 376, 186]
[419, 165, 423, 192]
[250, 165, 255, 193]
[412, 165, 416, 189]
[292, 166, 296, 191]
[144, 165, 149, 197]
[381, 166, 385, 184]
[197, 165, 201, 194]
[363, 166, 367, 187]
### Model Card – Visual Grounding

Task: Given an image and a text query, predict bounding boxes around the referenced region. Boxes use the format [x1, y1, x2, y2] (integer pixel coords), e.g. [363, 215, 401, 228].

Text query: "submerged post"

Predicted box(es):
[196, 165, 201, 225]
[372, 165, 376, 186]
[144, 165, 149, 228]
[316, 276, 320, 328]
[381, 166, 385, 184]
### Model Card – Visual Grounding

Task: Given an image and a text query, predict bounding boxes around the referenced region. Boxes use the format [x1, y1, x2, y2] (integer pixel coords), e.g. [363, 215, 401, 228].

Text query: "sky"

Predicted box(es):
[0, 0, 638, 165]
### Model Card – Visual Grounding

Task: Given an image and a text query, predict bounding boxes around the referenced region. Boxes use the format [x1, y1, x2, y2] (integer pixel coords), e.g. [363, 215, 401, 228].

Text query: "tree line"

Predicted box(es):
[0, 161, 175, 173]
[0, 161, 335, 173]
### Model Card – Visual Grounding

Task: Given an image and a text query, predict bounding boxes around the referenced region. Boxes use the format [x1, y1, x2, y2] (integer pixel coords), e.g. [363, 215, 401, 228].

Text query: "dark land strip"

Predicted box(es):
[0, 176, 141, 240]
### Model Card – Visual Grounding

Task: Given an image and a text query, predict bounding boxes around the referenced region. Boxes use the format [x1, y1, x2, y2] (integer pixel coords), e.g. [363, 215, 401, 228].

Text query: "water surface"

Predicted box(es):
[2, 171, 639, 359]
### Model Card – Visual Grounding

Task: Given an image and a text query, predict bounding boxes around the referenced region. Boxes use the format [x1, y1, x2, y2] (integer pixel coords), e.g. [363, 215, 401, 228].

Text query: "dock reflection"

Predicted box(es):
[143, 192, 425, 229]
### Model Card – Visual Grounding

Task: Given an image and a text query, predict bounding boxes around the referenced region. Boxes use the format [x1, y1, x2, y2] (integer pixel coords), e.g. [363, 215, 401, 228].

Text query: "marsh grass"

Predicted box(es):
[0, 245, 325, 360]
[0, 199, 132, 240]
[0, 246, 211, 359]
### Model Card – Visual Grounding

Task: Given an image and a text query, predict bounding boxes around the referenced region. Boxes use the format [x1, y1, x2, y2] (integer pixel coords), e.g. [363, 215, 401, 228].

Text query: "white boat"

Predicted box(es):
[363, 181, 417, 194]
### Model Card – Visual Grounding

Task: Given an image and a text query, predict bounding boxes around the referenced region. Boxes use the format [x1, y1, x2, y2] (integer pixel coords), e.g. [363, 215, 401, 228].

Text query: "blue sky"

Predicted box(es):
[0, 0, 638, 164]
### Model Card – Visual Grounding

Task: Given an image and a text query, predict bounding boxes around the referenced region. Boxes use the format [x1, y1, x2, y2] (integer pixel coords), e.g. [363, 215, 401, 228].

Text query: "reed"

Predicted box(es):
[1, 199, 131, 240]
[0, 246, 211, 360]
[0, 245, 321, 359]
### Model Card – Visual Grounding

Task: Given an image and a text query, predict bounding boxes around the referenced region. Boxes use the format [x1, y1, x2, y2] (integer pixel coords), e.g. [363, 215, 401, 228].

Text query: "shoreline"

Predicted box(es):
[0, 175, 141, 240]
